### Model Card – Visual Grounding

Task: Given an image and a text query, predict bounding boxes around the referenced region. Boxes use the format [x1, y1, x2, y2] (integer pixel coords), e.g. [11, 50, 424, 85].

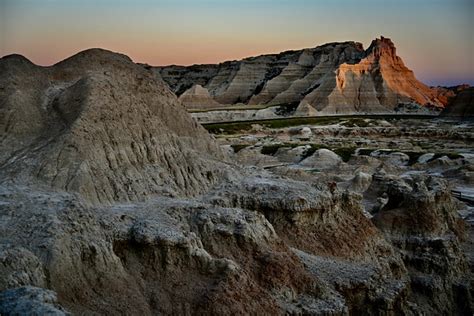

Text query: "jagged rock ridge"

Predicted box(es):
[157, 37, 444, 114]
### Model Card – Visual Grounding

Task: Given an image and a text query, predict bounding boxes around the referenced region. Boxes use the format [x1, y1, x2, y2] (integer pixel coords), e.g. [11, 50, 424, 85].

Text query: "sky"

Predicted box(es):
[1, 0, 473, 86]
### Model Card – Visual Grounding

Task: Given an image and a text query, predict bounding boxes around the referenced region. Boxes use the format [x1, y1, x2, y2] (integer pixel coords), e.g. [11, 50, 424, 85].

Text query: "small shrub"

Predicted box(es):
[301, 144, 328, 159]
[333, 147, 356, 162]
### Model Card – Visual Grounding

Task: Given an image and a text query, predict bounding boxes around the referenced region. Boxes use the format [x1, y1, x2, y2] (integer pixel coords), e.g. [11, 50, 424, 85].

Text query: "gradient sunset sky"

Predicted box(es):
[1, 0, 473, 86]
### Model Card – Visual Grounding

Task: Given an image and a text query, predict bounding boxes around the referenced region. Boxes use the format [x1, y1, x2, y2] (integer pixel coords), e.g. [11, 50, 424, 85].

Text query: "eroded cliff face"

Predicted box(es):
[0, 50, 229, 204]
[441, 87, 474, 117]
[157, 37, 444, 114]
[302, 37, 444, 114]
[0, 50, 471, 315]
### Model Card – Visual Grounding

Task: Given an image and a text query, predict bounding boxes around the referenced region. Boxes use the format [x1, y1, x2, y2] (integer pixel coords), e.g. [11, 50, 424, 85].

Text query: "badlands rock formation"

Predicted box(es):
[0, 49, 471, 315]
[178, 84, 221, 109]
[0, 50, 227, 204]
[441, 87, 474, 117]
[157, 37, 444, 114]
[432, 84, 470, 106]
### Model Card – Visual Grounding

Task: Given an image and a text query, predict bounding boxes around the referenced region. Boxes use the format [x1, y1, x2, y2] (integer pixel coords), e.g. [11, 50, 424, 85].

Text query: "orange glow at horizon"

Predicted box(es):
[1, 0, 473, 86]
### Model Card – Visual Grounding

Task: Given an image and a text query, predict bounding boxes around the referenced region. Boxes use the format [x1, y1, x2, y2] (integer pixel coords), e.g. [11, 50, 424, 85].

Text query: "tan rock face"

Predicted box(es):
[158, 42, 365, 107]
[178, 84, 221, 109]
[157, 37, 445, 114]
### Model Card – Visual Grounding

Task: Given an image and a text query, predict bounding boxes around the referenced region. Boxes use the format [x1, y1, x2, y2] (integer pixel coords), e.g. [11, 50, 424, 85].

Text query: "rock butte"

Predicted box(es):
[157, 37, 448, 114]
[0, 47, 472, 315]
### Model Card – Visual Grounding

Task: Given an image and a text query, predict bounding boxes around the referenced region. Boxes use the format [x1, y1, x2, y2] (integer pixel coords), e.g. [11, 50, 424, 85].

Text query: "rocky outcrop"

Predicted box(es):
[1, 49, 471, 315]
[0, 185, 335, 315]
[191, 106, 281, 124]
[366, 172, 471, 314]
[294, 101, 319, 116]
[178, 84, 221, 109]
[157, 37, 444, 114]
[302, 37, 443, 114]
[431, 84, 470, 107]
[0, 50, 229, 204]
[0, 286, 68, 315]
[441, 87, 474, 117]
[299, 148, 343, 170]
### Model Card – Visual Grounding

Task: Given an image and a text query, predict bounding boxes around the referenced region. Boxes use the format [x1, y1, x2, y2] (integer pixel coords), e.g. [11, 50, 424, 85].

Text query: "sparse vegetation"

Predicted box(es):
[356, 148, 463, 165]
[188, 104, 273, 113]
[275, 102, 300, 116]
[431, 152, 463, 160]
[333, 147, 357, 162]
[260, 144, 295, 155]
[257, 143, 355, 162]
[340, 118, 372, 128]
[300, 144, 328, 159]
[203, 115, 436, 135]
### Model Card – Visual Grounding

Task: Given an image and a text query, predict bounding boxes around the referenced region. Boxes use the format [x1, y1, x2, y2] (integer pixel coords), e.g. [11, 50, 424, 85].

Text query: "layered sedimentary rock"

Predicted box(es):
[0, 49, 471, 315]
[178, 84, 221, 109]
[441, 87, 474, 117]
[301, 37, 443, 114]
[157, 37, 444, 114]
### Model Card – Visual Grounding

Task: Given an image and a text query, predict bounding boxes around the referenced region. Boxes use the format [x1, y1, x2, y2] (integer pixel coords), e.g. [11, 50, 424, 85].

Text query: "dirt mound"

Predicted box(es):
[0, 49, 228, 203]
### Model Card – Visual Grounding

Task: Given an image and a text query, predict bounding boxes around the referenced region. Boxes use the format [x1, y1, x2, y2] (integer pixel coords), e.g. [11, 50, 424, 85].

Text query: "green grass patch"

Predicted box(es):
[275, 102, 300, 116]
[258, 143, 355, 162]
[356, 148, 462, 165]
[300, 144, 329, 159]
[260, 144, 296, 155]
[203, 114, 436, 135]
[189, 101, 300, 113]
[237, 143, 462, 165]
[188, 104, 272, 113]
[333, 147, 357, 162]
[431, 152, 463, 160]
[357, 148, 376, 156]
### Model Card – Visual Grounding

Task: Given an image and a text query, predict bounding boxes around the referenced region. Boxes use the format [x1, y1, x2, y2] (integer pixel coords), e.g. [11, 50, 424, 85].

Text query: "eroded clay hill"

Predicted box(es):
[0, 49, 471, 315]
[0, 50, 228, 203]
[157, 37, 444, 113]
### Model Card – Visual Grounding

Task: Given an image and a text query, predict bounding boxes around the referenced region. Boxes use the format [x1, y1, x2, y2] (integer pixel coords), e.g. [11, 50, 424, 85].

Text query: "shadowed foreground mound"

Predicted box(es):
[0, 50, 471, 315]
[0, 49, 227, 203]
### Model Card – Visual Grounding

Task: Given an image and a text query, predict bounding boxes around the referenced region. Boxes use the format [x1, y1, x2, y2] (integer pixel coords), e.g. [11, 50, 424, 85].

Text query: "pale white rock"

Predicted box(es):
[299, 149, 342, 170]
[417, 153, 435, 164]
[274, 145, 312, 163]
[370, 150, 409, 166]
[350, 171, 373, 192]
[178, 84, 221, 109]
[294, 101, 319, 116]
